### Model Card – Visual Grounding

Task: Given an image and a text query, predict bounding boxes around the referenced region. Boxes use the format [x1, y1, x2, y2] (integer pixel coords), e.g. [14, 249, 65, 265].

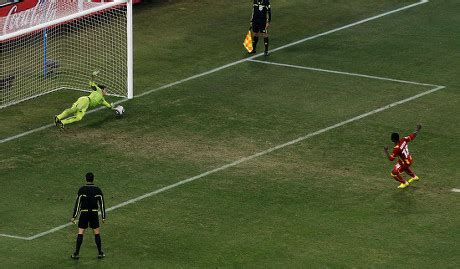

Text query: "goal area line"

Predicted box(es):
[248, 60, 440, 87]
[0, 0, 429, 145]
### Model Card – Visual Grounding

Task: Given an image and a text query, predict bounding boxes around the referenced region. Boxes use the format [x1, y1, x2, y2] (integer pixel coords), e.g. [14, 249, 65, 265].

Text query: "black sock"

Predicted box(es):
[253, 36, 259, 51]
[264, 37, 269, 52]
[75, 234, 83, 255]
[95, 234, 103, 254]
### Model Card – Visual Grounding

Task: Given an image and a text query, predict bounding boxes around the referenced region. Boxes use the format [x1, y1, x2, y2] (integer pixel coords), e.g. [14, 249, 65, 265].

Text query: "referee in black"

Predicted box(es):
[70, 172, 106, 260]
[250, 0, 272, 56]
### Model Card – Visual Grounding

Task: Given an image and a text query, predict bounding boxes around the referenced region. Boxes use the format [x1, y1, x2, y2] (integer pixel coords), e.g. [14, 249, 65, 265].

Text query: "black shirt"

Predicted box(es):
[252, 0, 271, 23]
[72, 183, 106, 219]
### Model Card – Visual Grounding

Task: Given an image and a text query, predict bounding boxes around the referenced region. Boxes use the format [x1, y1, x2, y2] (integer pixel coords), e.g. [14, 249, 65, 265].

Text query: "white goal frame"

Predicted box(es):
[0, 0, 133, 109]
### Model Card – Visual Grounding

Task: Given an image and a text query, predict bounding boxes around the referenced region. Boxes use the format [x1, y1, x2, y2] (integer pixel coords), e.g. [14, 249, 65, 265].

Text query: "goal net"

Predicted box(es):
[0, 0, 133, 109]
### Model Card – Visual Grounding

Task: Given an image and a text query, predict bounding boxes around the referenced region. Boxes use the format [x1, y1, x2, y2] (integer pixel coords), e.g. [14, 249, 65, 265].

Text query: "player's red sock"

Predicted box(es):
[405, 167, 416, 178]
[392, 173, 406, 184]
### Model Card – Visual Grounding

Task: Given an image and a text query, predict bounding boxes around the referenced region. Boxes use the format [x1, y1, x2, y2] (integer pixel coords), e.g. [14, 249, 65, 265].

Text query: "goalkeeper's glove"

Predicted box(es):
[102, 219, 106, 223]
[71, 218, 76, 224]
[92, 70, 100, 76]
[110, 103, 115, 109]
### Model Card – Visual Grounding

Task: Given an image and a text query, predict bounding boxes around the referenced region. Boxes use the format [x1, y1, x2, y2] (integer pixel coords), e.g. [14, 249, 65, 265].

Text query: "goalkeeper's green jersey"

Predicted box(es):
[88, 81, 111, 108]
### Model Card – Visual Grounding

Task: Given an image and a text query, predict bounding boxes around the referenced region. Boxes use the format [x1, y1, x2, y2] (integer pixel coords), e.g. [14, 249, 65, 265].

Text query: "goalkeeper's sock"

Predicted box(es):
[253, 36, 259, 51]
[75, 234, 83, 255]
[95, 234, 103, 255]
[264, 37, 269, 53]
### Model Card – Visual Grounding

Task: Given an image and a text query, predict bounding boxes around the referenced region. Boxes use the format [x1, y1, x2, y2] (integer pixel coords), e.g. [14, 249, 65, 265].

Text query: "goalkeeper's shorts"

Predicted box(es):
[71, 96, 90, 113]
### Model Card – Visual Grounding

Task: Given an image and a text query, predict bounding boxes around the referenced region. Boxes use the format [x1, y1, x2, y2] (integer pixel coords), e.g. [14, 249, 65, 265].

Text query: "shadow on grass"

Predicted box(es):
[390, 188, 417, 214]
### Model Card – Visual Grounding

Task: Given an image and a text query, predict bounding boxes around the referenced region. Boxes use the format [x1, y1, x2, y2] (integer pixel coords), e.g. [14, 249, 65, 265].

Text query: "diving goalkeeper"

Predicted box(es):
[54, 72, 114, 129]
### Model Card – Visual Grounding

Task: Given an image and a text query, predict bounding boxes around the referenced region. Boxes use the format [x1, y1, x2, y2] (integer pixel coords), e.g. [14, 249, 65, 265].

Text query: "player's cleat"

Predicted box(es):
[71, 253, 79, 260]
[408, 176, 419, 183]
[264, 51, 269, 56]
[397, 182, 410, 189]
[97, 253, 105, 259]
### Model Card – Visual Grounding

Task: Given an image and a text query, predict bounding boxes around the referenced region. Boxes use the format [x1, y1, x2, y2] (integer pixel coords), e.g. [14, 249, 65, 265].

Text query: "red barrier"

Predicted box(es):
[0, 0, 38, 17]
[0, 0, 141, 17]
[91, 0, 142, 3]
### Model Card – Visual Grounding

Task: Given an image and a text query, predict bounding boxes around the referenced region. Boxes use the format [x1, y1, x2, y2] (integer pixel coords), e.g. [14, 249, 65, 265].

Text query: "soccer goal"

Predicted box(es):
[0, 0, 133, 109]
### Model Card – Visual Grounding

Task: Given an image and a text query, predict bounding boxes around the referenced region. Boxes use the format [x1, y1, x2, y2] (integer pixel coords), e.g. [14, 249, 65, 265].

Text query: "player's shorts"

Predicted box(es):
[252, 20, 267, 33]
[78, 212, 100, 229]
[392, 160, 412, 175]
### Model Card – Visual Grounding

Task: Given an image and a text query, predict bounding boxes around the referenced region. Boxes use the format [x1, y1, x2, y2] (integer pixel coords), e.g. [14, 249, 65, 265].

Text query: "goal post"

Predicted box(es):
[0, 0, 133, 109]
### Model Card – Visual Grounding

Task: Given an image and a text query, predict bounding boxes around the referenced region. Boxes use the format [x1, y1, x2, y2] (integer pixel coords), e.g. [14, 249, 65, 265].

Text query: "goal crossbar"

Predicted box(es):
[0, 1, 128, 41]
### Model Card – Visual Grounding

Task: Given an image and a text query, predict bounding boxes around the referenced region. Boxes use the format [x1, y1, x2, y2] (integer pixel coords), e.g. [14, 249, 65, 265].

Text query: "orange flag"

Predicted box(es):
[243, 30, 253, 53]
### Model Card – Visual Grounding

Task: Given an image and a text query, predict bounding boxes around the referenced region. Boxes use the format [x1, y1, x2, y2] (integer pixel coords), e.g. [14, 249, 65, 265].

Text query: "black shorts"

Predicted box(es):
[78, 212, 100, 229]
[252, 20, 267, 33]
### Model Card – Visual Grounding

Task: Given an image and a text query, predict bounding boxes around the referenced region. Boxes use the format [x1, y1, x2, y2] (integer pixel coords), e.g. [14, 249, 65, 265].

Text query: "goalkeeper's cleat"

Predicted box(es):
[54, 116, 64, 130]
[54, 115, 60, 126]
[408, 176, 419, 183]
[97, 252, 105, 259]
[58, 121, 65, 130]
[71, 253, 79, 260]
[397, 182, 410, 189]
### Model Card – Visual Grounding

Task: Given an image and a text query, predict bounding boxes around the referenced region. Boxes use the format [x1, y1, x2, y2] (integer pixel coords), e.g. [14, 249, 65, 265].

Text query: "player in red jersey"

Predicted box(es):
[384, 124, 422, 189]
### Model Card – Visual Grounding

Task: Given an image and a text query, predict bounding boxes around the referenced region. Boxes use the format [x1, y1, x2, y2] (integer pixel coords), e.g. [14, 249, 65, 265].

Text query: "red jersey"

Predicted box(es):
[389, 133, 416, 165]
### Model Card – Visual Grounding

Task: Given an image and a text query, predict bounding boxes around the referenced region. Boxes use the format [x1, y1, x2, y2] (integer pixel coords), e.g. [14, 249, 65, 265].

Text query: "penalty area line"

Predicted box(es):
[0, 83, 446, 241]
[0, 0, 429, 145]
[451, 189, 460, 193]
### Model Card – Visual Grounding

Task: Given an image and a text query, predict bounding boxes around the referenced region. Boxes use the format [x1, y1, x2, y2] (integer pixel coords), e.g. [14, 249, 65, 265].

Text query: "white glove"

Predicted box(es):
[92, 70, 100, 76]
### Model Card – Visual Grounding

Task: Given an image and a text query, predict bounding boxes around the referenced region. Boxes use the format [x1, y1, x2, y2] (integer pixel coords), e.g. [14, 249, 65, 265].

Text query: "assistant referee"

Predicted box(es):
[250, 0, 272, 56]
[70, 172, 106, 260]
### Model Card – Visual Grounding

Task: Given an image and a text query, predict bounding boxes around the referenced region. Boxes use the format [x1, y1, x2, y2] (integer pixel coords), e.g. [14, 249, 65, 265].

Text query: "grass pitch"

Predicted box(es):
[1, 0, 459, 268]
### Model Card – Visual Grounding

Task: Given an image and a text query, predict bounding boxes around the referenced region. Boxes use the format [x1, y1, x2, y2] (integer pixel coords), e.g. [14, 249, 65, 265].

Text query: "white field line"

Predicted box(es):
[0, 0, 429, 145]
[451, 189, 460, 193]
[0, 233, 30, 240]
[0, 84, 446, 240]
[249, 60, 440, 87]
[268, 0, 429, 55]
